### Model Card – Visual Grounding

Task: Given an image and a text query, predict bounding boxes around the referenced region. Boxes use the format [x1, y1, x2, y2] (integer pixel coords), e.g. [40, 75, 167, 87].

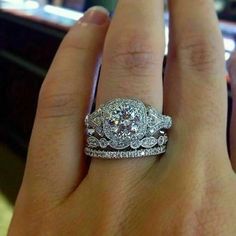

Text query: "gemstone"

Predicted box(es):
[96, 127, 104, 137]
[87, 128, 95, 135]
[99, 138, 108, 149]
[103, 99, 147, 143]
[93, 117, 102, 126]
[149, 129, 155, 134]
[147, 107, 162, 127]
[157, 136, 165, 146]
[86, 109, 105, 136]
[141, 137, 158, 148]
[87, 137, 99, 148]
[110, 140, 130, 150]
[147, 116, 157, 127]
[107, 105, 140, 138]
[131, 140, 141, 149]
[146, 107, 173, 132]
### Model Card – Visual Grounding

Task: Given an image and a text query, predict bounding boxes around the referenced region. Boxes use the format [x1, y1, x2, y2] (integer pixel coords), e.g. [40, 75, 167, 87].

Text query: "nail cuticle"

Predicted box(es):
[79, 6, 109, 25]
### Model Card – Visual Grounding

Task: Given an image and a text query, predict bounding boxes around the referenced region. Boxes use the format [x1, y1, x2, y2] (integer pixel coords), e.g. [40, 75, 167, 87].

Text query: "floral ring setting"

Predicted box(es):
[85, 98, 172, 159]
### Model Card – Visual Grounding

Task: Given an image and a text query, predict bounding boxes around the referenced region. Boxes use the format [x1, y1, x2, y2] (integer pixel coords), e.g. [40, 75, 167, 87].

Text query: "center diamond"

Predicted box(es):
[109, 105, 139, 137]
[103, 99, 147, 144]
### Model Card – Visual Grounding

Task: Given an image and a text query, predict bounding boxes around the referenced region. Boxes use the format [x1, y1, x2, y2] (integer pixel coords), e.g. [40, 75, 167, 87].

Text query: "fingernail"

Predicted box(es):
[80, 6, 109, 25]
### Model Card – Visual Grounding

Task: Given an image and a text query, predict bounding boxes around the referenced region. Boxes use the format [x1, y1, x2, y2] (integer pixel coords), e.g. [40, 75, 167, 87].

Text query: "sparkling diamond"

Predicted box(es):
[146, 107, 173, 133]
[87, 128, 95, 135]
[87, 109, 104, 136]
[157, 136, 165, 146]
[110, 140, 129, 150]
[87, 137, 99, 148]
[107, 105, 139, 137]
[103, 99, 147, 144]
[147, 116, 157, 127]
[147, 107, 162, 127]
[96, 127, 104, 137]
[141, 137, 158, 148]
[93, 117, 102, 126]
[131, 140, 141, 149]
[149, 129, 155, 134]
[99, 138, 108, 149]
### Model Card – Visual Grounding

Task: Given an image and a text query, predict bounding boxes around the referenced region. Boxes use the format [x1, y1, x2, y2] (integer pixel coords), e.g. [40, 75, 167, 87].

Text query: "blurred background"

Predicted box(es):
[0, 0, 236, 234]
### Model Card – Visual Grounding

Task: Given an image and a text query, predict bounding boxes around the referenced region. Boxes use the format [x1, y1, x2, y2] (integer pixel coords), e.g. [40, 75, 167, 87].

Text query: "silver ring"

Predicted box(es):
[85, 98, 172, 159]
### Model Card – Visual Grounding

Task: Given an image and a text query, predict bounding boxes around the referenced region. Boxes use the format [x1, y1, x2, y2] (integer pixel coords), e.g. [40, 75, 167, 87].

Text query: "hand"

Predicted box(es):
[8, 1, 236, 235]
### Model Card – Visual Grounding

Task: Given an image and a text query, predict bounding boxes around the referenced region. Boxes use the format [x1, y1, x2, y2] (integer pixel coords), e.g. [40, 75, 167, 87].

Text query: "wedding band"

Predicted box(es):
[85, 98, 172, 159]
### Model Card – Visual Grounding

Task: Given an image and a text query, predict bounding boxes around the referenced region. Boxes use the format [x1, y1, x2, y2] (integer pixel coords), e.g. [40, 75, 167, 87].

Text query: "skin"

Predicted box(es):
[8, 0, 236, 235]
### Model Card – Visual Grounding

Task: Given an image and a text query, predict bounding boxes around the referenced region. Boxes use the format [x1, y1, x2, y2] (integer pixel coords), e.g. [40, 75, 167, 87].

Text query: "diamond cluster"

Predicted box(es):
[103, 99, 147, 143]
[85, 98, 172, 159]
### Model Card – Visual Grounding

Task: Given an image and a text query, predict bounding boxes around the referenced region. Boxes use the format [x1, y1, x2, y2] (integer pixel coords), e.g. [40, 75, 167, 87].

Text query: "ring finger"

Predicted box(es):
[89, 0, 165, 184]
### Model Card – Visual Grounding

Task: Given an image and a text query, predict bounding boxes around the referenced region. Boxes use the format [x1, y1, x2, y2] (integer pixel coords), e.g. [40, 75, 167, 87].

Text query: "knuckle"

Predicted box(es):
[176, 34, 223, 74]
[37, 89, 78, 120]
[62, 37, 90, 55]
[107, 33, 163, 76]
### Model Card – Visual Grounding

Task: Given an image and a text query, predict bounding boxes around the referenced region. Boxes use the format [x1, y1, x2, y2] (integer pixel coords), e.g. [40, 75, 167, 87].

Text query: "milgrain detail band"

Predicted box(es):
[84, 98, 172, 159]
[87, 131, 168, 150]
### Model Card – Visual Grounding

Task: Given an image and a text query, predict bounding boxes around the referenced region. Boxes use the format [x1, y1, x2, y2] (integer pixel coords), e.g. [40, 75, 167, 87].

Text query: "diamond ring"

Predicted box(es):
[85, 98, 172, 159]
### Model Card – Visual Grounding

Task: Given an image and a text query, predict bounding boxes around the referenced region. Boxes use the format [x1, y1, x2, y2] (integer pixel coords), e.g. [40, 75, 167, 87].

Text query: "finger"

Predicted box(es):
[89, 0, 165, 182]
[228, 52, 236, 171]
[19, 7, 110, 205]
[165, 0, 231, 168]
[230, 83, 236, 172]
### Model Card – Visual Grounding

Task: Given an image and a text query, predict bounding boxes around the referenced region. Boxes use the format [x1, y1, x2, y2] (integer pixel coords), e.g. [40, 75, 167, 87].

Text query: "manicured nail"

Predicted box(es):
[80, 6, 109, 25]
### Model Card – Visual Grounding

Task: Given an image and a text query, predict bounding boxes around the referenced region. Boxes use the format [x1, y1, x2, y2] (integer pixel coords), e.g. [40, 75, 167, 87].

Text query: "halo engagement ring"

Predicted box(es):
[85, 98, 172, 159]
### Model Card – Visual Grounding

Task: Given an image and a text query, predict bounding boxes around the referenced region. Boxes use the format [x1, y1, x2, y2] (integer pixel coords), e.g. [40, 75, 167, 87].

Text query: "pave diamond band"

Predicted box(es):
[85, 98, 172, 159]
[85, 146, 166, 159]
